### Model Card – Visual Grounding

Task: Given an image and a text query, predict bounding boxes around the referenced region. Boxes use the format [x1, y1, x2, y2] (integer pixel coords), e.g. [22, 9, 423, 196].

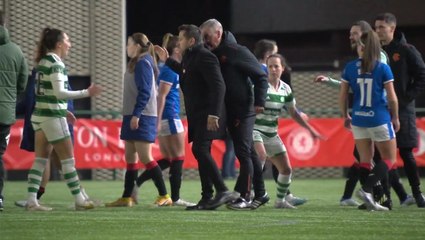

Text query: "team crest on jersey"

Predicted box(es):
[392, 53, 400, 62]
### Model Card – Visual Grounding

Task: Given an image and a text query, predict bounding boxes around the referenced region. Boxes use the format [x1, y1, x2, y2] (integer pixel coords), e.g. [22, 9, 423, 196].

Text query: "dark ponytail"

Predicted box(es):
[128, 33, 158, 78]
[359, 31, 381, 74]
[35, 27, 64, 63]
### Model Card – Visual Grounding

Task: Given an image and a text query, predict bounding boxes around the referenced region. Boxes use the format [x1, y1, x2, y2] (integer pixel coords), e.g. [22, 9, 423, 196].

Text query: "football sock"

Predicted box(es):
[359, 162, 371, 186]
[122, 163, 138, 198]
[272, 165, 278, 182]
[342, 162, 359, 199]
[169, 158, 184, 202]
[37, 187, 45, 200]
[61, 158, 85, 204]
[373, 182, 385, 201]
[27, 157, 48, 204]
[145, 161, 168, 196]
[363, 160, 390, 193]
[276, 174, 291, 201]
[136, 158, 170, 187]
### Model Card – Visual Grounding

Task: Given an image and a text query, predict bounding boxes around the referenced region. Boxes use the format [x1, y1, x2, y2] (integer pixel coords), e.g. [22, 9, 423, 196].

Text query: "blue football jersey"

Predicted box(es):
[157, 65, 180, 119]
[341, 59, 394, 127]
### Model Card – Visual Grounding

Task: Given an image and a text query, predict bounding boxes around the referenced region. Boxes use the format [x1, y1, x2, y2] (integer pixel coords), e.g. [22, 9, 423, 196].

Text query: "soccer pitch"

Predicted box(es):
[1, 179, 425, 240]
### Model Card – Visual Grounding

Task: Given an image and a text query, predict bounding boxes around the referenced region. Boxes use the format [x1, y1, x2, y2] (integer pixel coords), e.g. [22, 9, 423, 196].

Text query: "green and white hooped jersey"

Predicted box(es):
[31, 53, 68, 123]
[254, 80, 295, 137]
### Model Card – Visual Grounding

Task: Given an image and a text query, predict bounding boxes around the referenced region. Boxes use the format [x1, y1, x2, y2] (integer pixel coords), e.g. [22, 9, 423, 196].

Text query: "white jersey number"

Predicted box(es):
[357, 78, 373, 107]
[35, 72, 45, 96]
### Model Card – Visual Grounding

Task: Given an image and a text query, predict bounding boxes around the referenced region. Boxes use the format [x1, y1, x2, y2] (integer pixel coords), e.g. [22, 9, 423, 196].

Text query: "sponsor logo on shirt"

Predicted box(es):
[354, 110, 375, 117]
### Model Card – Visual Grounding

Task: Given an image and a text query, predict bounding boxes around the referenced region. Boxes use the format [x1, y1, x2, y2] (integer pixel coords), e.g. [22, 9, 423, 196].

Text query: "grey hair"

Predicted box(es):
[200, 18, 223, 32]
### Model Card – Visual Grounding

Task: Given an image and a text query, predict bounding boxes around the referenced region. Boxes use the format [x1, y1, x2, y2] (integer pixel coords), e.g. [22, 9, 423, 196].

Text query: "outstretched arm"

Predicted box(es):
[288, 106, 324, 139]
[314, 75, 341, 89]
[339, 81, 351, 130]
[52, 81, 101, 99]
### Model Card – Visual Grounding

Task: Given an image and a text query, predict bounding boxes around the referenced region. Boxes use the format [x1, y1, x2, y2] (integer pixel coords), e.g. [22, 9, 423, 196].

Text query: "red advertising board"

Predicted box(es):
[4, 118, 425, 170]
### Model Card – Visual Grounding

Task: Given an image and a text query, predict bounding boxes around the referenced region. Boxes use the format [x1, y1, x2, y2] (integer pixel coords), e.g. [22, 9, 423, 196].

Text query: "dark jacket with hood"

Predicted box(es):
[382, 31, 425, 148]
[0, 26, 28, 125]
[212, 31, 268, 120]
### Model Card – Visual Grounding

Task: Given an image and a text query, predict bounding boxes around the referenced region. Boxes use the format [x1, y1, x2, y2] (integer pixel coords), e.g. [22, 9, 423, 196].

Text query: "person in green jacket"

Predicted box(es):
[0, 10, 28, 211]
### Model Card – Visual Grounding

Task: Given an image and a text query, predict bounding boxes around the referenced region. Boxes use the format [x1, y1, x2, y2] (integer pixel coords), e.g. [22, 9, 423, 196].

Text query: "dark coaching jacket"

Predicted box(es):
[166, 44, 226, 142]
[212, 31, 268, 120]
[383, 31, 425, 109]
[382, 31, 425, 148]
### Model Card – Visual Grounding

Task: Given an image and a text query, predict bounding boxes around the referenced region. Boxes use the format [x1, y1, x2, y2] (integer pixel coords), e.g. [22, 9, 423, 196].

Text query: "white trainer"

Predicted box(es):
[173, 198, 196, 207]
[274, 200, 296, 209]
[25, 203, 52, 211]
[15, 200, 28, 208]
[372, 202, 390, 211]
[357, 188, 388, 211]
[340, 198, 361, 206]
[285, 194, 307, 206]
[75, 199, 95, 211]
[80, 187, 90, 200]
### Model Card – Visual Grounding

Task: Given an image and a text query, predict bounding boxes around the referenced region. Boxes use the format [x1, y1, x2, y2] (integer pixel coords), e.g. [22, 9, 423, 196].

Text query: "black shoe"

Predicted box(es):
[358, 203, 367, 210]
[381, 199, 393, 210]
[251, 193, 270, 209]
[185, 198, 211, 211]
[414, 193, 425, 208]
[0, 198, 4, 211]
[205, 191, 233, 210]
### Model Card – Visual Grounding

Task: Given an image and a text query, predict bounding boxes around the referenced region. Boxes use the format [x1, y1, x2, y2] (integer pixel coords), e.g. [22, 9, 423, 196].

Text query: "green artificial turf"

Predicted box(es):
[1, 179, 424, 240]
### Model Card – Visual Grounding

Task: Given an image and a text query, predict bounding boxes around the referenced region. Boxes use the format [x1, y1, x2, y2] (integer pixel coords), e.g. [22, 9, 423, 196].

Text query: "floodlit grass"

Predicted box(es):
[1, 178, 425, 240]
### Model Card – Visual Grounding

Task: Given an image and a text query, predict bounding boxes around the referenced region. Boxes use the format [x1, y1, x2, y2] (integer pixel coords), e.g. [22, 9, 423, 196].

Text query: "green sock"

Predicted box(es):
[62, 158, 84, 203]
[27, 157, 48, 204]
[276, 174, 291, 201]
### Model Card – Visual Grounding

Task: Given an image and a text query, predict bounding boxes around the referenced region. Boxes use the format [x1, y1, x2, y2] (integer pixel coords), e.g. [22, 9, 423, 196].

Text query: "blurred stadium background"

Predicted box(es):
[2, 0, 425, 180]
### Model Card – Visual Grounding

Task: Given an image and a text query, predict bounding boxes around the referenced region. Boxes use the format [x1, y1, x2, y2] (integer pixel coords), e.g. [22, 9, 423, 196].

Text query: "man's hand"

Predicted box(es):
[207, 115, 219, 131]
[255, 106, 264, 114]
